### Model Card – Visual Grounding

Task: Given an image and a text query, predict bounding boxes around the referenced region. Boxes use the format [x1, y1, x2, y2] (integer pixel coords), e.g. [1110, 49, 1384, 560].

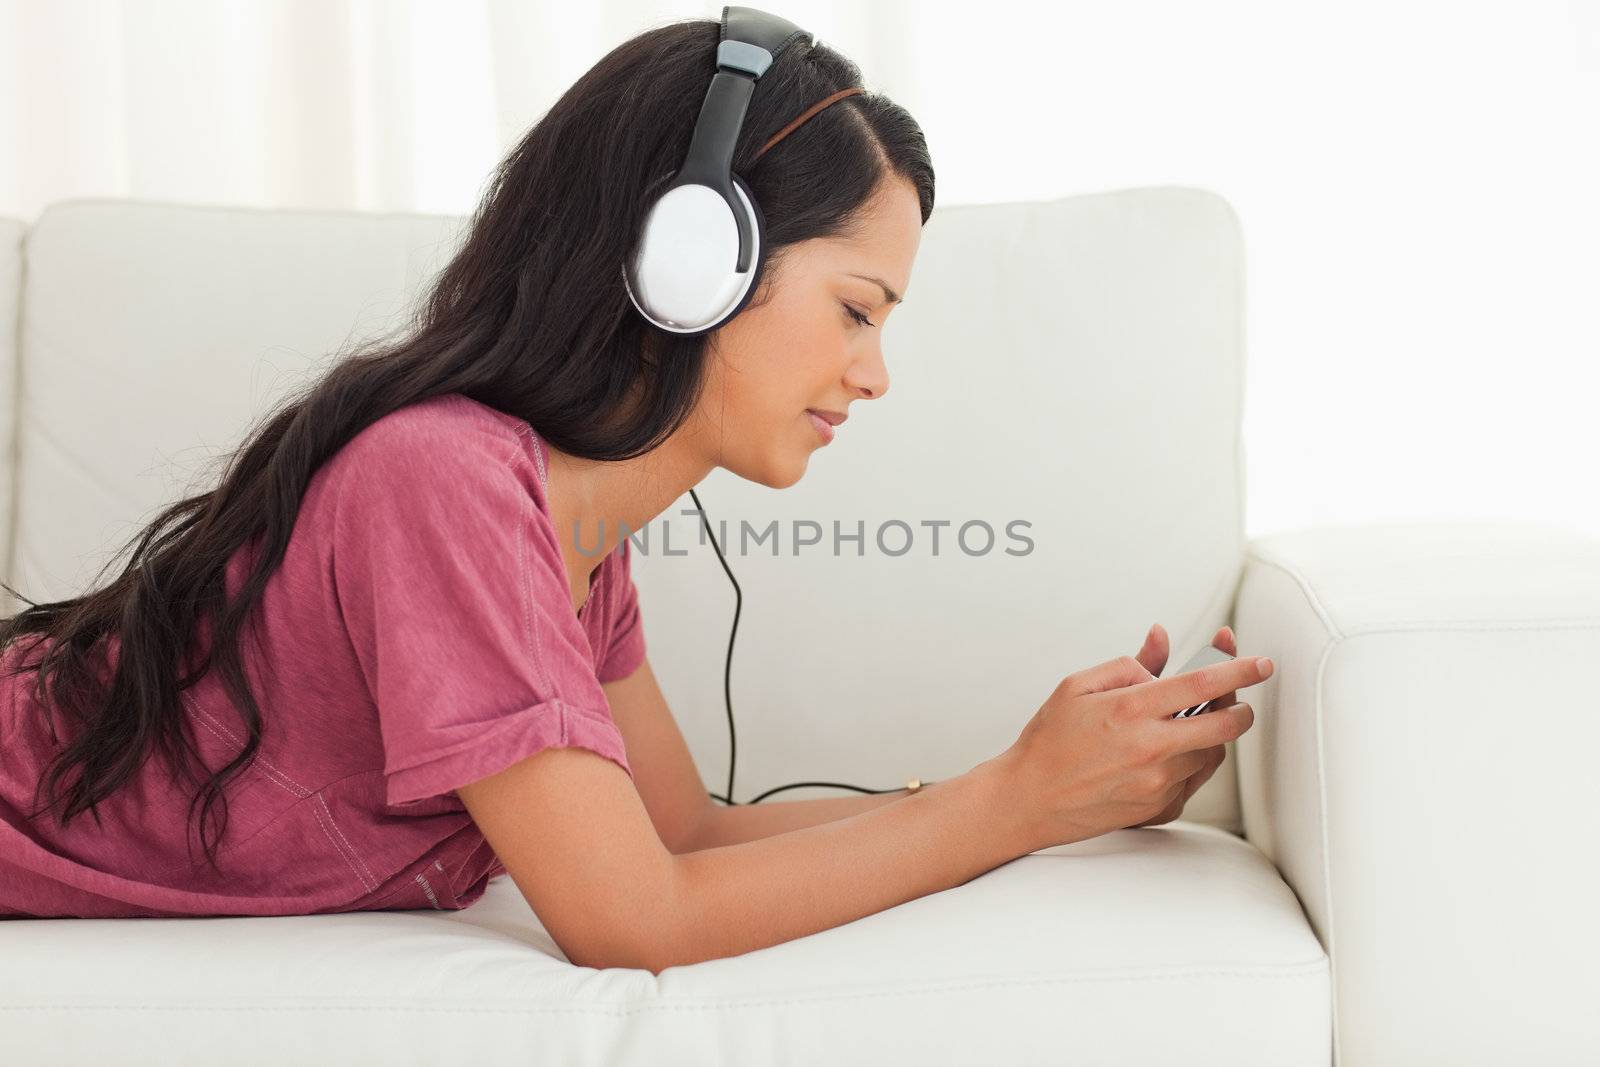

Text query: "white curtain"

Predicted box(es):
[2, 0, 1598, 538]
[0, 0, 920, 218]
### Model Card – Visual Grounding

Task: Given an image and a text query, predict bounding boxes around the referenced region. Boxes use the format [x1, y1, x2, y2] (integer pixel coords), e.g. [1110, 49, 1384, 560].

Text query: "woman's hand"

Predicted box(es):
[1128, 623, 1243, 828]
[1000, 639, 1265, 852]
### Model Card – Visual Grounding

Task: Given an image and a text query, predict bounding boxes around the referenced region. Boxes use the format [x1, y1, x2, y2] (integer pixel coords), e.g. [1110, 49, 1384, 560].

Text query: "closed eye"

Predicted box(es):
[841, 302, 877, 329]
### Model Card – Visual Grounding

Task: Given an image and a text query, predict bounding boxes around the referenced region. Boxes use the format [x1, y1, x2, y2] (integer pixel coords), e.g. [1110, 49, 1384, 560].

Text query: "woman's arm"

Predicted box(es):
[459, 743, 1028, 973]
[662, 758, 1020, 971]
[600, 658, 721, 854]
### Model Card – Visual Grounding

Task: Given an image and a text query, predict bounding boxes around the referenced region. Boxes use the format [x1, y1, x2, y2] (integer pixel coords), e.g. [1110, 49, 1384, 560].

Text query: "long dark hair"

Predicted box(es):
[0, 16, 935, 868]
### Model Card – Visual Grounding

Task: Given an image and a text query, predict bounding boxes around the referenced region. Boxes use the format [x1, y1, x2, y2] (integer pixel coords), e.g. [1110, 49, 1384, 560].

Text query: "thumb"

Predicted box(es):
[1136, 622, 1170, 678]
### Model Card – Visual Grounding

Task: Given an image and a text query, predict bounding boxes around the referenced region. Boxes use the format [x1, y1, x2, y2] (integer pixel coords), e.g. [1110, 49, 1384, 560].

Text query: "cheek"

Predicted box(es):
[716, 306, 849, 425]
[754, 335, 837, 407]
[709, 350, 795, 435]
[792, 320, 852, 382]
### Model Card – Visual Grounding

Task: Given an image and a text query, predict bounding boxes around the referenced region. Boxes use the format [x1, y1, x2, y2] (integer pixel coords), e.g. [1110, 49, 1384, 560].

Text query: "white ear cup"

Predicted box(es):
[624, 179, 762, 333]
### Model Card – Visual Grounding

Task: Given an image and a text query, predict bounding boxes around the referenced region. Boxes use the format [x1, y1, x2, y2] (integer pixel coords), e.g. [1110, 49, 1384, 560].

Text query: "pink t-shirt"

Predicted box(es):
[0, 392, 643, 918]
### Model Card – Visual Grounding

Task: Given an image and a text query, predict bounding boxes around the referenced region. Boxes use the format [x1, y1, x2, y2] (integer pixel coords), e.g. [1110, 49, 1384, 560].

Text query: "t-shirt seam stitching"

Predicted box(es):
[180, 694, 388, 892]
[314, 793, 379, 892]
[131, 767, 386, 881]
[311, 795, 379, 895]
[512, 459, 559, 696]
[183, 691, 311, 798]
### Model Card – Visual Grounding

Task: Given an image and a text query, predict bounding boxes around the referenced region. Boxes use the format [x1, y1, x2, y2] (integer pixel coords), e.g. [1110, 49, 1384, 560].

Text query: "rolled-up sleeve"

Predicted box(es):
[329, 421, 633, 810]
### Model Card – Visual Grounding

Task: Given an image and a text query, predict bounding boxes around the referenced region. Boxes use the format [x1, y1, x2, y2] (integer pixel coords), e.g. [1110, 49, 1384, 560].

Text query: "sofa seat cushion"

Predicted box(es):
[0, 822, 1328, 1065]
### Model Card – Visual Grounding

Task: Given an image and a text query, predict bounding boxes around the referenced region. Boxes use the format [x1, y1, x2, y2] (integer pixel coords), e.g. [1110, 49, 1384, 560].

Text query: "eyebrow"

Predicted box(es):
[846, 272, 903, 306]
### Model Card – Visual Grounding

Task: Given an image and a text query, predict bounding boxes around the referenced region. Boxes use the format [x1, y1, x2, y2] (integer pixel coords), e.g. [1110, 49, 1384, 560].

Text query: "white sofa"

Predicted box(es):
[1, 190, 1595, 1065]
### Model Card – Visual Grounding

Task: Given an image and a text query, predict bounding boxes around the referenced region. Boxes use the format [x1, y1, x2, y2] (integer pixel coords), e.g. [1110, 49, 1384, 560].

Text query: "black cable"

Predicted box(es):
[688, 487, 908, 806]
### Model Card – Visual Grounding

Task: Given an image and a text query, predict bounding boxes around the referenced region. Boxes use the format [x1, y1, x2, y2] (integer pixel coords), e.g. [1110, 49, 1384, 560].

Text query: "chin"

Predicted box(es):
[731, 448, 810, 490]
[769, 459, 808, 490]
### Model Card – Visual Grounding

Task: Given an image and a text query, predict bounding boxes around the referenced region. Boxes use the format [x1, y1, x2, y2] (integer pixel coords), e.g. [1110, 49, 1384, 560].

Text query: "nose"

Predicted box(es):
[846, 344, 890, 401]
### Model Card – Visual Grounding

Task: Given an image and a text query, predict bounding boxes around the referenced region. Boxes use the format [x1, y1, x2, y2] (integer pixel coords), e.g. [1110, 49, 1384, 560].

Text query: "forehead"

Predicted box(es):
[811, 178, 922, 290]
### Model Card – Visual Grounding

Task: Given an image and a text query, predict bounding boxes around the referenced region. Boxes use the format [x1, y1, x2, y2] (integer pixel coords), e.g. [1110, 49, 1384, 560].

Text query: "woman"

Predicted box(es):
[0, 15, 1267, 970]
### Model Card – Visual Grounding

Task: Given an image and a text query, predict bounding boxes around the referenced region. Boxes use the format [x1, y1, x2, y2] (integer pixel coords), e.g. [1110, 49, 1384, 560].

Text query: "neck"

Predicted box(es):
[543, 421, 715, 582]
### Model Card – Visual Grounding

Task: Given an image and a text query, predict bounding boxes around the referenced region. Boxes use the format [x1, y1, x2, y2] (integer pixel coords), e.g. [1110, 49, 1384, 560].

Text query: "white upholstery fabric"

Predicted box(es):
[2, 824, 1328, 1065]
[5, 199, 467, 611]
[1233, 520, 1600, 1064]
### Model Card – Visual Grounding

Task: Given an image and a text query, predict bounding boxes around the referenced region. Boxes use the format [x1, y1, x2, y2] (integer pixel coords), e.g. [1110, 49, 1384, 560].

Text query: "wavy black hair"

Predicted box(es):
[0, 15, 934, 869]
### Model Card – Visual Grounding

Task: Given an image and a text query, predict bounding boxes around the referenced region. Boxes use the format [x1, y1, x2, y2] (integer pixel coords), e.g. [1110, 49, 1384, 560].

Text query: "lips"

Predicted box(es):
[806, 409, 847, 426]
[806, 410, 836, 443]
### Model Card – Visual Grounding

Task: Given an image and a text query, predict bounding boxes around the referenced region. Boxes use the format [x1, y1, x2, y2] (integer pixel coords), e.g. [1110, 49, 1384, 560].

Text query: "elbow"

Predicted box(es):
[561, 874, 695, 975]
[570, 936, 692, 976]
[565, 940, 670, 975]
[622, 920, 698, 975]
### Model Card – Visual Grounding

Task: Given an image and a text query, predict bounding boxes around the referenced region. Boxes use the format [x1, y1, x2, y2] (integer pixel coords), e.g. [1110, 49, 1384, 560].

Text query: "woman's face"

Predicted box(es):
[689, 175, 923, 488]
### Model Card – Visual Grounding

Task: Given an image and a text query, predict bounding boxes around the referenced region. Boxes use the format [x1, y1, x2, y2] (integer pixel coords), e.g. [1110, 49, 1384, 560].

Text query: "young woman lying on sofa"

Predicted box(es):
[0, 8, 1270, 970]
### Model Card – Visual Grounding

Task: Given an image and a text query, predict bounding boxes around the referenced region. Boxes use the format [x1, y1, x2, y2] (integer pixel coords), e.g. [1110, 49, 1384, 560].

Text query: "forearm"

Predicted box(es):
[652, 757, 1029, 972]
[687, 782, 933, 851]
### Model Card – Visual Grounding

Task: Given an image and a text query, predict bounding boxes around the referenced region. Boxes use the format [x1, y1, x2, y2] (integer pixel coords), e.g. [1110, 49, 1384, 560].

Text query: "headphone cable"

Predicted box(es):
[688, 486, 909, 805]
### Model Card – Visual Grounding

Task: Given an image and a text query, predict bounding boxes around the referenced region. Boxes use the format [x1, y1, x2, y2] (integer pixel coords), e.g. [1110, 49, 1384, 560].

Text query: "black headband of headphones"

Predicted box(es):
[669, 6, 811, 273]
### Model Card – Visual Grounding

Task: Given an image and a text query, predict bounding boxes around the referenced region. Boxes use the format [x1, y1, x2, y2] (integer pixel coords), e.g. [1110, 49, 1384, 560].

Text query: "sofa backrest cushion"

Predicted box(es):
[6, 190, 1249, 833]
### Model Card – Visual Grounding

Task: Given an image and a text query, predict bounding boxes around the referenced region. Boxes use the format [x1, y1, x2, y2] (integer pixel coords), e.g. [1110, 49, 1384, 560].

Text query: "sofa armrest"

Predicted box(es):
[1230, 519, 1600, 1066]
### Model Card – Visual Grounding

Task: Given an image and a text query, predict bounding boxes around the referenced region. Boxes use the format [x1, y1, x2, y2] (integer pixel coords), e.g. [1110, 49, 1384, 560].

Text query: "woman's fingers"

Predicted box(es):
[1136, 622, 1170, 678]
[1063, 652, 1158, 699]
[1132, 624, 1251, 715]
[1119, 655, 1272, 722]
[1134, 743, 1228, 828]
[1212, 626, 1238, 709]
[1184, 744, 1227, 798]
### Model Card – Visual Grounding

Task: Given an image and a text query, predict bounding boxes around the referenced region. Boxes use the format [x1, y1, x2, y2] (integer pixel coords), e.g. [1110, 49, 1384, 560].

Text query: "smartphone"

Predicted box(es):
[1158, 643, 1235, 718]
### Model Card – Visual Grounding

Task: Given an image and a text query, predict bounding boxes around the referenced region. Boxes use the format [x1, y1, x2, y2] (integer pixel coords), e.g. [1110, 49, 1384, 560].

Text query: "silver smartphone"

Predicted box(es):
[1158, 643, 1235, 718]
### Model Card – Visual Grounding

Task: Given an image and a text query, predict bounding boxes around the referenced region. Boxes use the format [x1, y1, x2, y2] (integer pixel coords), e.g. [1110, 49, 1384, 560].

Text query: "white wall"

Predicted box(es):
[1, 0, 1595, 540]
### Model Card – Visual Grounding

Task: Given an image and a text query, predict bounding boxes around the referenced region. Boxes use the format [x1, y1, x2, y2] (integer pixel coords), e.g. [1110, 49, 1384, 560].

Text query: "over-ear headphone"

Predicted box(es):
[622, 6, 924, 805]
[623, 5, 816, 336]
